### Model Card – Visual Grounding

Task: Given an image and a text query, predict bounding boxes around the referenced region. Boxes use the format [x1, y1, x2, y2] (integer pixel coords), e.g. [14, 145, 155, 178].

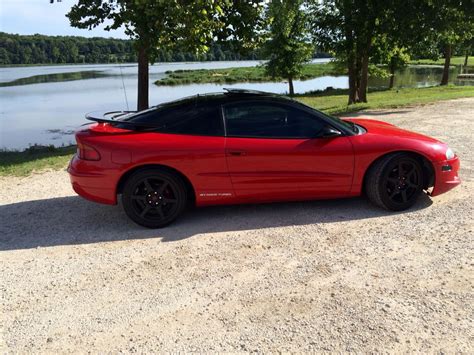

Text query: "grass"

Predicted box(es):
[155, 62, 342, 85]
[0, 145, 76, 177]
[298, 85, 474, 115]
[409, 56, 472, 66]
[1, 85, 473, 177]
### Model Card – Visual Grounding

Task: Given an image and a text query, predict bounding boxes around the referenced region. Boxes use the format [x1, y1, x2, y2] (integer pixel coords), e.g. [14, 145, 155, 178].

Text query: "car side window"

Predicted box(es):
[224, 101, 325, 138]
[125, 103, 224, 136]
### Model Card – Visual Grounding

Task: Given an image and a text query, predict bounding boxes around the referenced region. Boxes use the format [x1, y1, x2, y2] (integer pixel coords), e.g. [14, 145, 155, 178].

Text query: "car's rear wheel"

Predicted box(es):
[122, 168, 187, 228]
[365, 153, 424, 211]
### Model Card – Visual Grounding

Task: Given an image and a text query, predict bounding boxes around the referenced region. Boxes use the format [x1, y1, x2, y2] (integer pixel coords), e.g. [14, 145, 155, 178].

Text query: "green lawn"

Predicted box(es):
[298, 85, 474, 115]
[1, 85, 473, 177]
[155, 62, 342, 85]
[409, 56, 472, 66]
[0, 145, 76, 177]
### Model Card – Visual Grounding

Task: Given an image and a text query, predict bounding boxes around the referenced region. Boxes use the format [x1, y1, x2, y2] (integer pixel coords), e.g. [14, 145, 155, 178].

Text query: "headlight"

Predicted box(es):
[446, 148, 455, 160]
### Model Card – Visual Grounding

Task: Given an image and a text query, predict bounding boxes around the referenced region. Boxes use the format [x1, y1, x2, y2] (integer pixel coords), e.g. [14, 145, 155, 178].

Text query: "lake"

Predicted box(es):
[0, 59, 470, 150]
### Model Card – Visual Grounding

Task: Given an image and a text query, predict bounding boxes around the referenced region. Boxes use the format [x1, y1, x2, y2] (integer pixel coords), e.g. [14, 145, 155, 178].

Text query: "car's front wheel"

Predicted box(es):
[122, 168, 187, 228]
[365, 153, 424, 211]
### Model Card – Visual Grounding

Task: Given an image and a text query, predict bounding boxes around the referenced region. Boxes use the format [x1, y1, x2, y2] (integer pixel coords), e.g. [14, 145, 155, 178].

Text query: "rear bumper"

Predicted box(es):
[68, 155, 117, 205]
[430, 157, 461, 197]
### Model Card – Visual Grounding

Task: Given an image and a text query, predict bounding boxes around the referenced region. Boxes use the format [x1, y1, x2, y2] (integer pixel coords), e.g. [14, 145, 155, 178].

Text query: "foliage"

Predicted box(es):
[308, 0, 474, 101]
[0, 32, 135, 65]
[66, 1, 267, 63]
[308, 0, 392, 103]
[421, 0, 473, 84]
[428, 0, 473, 52]
[263, 0, 313, 95]
[64, 0, 267, 109]
[0, 32, 264, 65]
[407, 0, 473, 84]
[155, 62, 342, 86]
[371, 42, 411, 87]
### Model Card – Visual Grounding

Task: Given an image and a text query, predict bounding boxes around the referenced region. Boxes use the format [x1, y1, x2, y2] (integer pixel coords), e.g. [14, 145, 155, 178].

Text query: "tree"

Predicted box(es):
[59, 0, 266, 110]
[462, 37, 473, 67]
[309, 0, 440, 103]
[263, 0, 313, 95]
[431, 0, 474, 85]
[370, 35, 410, 89]
[409, 0, 474, 85]
[309, 0, 390, 104]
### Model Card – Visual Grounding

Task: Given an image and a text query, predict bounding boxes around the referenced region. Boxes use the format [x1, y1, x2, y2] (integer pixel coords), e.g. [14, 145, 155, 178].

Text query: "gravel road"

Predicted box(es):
[1, 98, 473, 352]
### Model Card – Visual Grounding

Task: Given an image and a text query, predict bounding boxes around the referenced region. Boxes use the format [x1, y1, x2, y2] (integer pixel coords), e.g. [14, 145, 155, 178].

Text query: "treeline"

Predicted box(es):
[0, 32, 135, 64]
[0, 32, 270, 65]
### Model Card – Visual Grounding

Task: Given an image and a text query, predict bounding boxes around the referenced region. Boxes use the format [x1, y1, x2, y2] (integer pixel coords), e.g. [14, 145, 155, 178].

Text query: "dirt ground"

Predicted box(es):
[1, 98, 473, 352]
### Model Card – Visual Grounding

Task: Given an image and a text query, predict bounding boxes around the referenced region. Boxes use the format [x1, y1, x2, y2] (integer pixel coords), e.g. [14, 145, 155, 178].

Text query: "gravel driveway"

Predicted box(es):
[1, 98, 473, 352]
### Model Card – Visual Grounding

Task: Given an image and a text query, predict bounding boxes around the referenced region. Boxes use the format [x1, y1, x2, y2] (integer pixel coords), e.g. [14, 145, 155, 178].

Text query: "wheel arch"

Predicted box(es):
[116, 164, 196, 204]
[361, 150, 435, 194]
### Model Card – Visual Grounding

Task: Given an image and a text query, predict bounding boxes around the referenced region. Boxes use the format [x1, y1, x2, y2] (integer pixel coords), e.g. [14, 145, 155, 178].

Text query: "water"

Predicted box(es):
[0, 59, 470, 150]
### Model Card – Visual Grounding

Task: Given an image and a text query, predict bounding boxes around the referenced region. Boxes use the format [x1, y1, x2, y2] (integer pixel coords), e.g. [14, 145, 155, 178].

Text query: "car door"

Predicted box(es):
[223, 100, 355, 201]
[124, 100, 234, 205]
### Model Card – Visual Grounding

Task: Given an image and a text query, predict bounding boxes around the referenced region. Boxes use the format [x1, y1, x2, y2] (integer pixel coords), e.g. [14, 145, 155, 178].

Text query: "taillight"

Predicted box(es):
[77, 142, 101, 161]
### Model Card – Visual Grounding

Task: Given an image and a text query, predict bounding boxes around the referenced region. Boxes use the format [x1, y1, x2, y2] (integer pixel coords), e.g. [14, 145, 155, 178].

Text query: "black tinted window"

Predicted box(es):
[123, 103, 224, 136]
[224, 102, 324, 138]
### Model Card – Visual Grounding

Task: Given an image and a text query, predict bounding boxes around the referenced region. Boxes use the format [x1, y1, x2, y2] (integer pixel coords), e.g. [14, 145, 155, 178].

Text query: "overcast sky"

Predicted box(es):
[0, 0, 127, 38]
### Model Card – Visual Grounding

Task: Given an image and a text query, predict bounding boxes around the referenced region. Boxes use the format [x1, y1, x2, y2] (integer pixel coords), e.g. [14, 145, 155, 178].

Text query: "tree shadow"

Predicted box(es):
[0, 194, 433, 251]
[341, 110, 413, 117]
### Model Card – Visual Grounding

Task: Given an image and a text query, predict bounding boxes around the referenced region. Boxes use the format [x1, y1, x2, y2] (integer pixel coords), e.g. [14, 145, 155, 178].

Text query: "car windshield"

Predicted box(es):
[328, 113, 359, 133]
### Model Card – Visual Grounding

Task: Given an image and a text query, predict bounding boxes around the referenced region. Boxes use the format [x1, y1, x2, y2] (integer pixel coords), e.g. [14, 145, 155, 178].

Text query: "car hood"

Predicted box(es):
[344, 118, 442, 144]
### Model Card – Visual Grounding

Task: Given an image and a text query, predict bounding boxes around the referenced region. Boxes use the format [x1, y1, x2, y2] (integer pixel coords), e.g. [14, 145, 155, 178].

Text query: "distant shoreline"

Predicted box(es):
[0, 60, 263, 69]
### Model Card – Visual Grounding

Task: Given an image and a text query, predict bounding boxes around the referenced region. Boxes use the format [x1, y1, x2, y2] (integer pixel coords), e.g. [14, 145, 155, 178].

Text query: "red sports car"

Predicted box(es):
[68, 89, 461, 228]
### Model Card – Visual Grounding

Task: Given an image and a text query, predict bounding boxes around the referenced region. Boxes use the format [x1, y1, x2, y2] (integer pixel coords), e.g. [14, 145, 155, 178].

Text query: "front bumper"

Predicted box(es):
[68, 155, 118, 205]
[430, 156, 461, 197]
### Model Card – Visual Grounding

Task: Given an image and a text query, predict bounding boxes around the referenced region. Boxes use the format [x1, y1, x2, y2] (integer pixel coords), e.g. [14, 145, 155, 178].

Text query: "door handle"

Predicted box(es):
[227, 150, 247, 156]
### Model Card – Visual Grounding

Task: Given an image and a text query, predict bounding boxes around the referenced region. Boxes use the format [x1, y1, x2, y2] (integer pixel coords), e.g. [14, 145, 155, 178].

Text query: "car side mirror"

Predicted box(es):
[319, 125, 342, 138]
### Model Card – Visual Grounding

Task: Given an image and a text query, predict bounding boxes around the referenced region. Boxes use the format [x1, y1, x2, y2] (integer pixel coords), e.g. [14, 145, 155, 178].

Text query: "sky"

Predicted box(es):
[0, 0, 127, 38]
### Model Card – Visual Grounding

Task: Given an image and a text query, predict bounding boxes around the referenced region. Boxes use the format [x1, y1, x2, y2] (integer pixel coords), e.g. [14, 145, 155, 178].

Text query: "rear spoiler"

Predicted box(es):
[85, 110, 135, 124]
[85, 110, 160, 129]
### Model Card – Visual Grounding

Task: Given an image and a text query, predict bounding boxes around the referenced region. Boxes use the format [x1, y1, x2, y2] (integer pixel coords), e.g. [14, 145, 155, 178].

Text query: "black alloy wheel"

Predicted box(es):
[385, 159, 422, 205]
[365, 153, 424, 211]
[122, 169, 187, 228]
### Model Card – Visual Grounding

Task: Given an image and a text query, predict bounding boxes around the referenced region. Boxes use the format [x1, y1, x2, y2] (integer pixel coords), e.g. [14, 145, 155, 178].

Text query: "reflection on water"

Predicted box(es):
[369, 65, 469, 88]
[0, 71, 108, 87]
[0, 60, 472, 150]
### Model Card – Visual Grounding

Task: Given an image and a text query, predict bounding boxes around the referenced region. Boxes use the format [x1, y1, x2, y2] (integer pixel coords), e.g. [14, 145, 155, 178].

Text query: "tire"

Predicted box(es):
[365, 153, 424, 211]
[122, 168, 187, 228]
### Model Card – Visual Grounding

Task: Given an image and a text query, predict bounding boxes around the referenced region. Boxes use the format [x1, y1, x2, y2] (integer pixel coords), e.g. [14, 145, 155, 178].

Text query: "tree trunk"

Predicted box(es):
[347, 52, 360, 105]
[137, 45, 149, 111]
[344, 5, 358, 105]
[440, 44, 451, 86]
[288, 77, 294, 96]
[348, 64, 358, 104]
[389, 58, 395, 89]
[464, 49, 469, 67]
[359, 52, 369, 102]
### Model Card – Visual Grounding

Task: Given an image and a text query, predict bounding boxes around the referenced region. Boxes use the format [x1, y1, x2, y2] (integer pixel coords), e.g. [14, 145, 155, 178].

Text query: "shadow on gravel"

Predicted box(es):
[0, 194, 432, 251]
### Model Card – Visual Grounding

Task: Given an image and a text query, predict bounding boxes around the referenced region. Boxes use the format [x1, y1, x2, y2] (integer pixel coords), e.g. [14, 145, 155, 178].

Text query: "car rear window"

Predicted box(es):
[119, 102, 224, 136]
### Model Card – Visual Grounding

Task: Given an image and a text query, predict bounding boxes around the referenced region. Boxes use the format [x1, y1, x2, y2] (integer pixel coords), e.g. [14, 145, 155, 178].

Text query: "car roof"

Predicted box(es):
[152, 89, 295, 109]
